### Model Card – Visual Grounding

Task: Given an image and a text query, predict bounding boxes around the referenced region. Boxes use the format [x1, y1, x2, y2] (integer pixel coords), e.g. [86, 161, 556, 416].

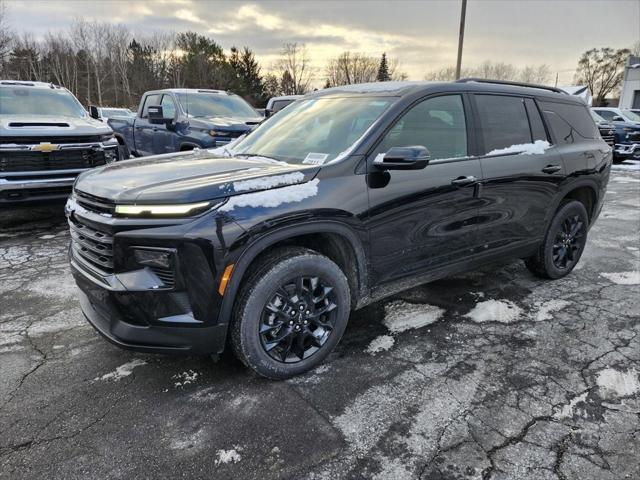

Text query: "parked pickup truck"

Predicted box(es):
[105, 89, 263, 157]
[0, 80, 120, 205]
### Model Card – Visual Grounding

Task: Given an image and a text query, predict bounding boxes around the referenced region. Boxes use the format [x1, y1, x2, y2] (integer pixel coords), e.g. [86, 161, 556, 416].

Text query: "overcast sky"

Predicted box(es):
[5, 0, 640, 84]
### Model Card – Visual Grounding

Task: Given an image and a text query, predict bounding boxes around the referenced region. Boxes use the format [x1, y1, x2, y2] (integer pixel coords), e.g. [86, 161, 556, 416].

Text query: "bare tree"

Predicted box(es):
[574, 47, 631, 106]
[519, 64, 551, 84]
[276, 43, 312, 94]
[0, 0, 12, 71]
[325, 51, 378, 87]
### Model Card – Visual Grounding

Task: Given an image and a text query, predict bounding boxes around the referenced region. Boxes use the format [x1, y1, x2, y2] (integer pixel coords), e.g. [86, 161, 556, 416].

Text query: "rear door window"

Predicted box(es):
[474, 95, 532, 154]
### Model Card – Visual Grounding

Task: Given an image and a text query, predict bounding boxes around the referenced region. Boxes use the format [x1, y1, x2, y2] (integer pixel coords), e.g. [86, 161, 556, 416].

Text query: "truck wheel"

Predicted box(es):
[230, 247, 350, 379]
[525, 200, 588, 279]
[117, 144, 130, 160]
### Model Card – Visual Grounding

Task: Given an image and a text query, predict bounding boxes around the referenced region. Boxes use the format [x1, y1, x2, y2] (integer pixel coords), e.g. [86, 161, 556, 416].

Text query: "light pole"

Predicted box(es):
[455, 0, 468, 80]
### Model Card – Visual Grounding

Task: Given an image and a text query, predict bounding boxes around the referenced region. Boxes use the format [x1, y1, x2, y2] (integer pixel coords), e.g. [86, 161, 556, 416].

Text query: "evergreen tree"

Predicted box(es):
[377, 53, 390, 82]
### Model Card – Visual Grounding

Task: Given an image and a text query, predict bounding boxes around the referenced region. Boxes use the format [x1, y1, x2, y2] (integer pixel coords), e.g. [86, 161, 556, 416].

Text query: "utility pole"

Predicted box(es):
[455, 0, 468, 80]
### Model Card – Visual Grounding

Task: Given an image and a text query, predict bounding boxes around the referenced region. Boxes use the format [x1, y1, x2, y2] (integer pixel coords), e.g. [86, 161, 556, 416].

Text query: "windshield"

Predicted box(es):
[621, 110, 640, 122]
[590, 110, 606, 123]
[175, 92, 257, 118]
[232, 97, 393, 164]
[0, 86, 86, 117]
[101, 108, 132, 117]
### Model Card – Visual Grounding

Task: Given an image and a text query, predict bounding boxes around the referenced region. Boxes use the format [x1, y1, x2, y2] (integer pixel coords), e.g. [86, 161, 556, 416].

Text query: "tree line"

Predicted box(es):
[0, 2, 637, 109]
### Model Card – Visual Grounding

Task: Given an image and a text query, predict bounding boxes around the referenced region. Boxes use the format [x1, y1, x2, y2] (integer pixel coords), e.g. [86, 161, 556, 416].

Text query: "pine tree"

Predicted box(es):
[377, 53, 390, 82]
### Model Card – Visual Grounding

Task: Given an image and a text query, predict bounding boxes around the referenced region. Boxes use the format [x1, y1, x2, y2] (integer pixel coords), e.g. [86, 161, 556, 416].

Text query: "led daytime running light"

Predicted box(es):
[115, 202, 210, 216]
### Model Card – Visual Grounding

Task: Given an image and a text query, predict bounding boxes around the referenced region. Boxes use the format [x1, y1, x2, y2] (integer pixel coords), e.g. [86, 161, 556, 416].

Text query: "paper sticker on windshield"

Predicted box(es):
[303, 153, 329, 165]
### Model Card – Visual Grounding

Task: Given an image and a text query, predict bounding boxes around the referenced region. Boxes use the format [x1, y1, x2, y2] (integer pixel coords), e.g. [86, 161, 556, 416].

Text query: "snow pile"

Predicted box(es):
[215, 448, 242, 465]
[383, 301, 445, 333]
[94, 359, 147, 381]
[596, 367, 640, 398]
[465, 299, 522, 323]
[232, 172, 304, 192]
[487, 140, 551, 156]
[600, 271, 640, 285]
[365, 335, 395, 354]
[534, 299, 571, 321]
[173, 370, 199, 388]
[220, 179, 319, 211]
[611, 160, 640, 172]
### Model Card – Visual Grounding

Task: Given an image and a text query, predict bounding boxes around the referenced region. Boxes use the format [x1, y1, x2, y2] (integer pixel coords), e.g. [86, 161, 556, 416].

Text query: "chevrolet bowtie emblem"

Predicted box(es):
[32, 143, 59, 152]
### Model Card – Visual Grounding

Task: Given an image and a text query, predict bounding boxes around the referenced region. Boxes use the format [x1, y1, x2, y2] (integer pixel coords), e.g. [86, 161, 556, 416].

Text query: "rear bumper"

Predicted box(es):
[73, 266, 228, 355]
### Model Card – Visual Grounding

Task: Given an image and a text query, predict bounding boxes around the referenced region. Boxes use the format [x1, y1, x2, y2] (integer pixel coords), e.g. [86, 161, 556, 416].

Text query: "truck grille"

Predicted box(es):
[69, 217, 114, 274]
[0, 150, 107, 172]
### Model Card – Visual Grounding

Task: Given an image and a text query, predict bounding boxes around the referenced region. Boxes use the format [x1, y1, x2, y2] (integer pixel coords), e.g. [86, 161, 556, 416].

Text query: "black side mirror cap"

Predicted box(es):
[88, 105, 100, 120]
[374, 146, 430, 170]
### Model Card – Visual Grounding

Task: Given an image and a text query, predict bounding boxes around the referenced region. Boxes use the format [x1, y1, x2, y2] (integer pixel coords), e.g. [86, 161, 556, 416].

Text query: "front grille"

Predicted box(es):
[0, 149, 106, 172]
[627, 131, 640, 142]
[75, 190, 115, 215]
[69, 217, 114, 274]
[0, 135, 102, 144]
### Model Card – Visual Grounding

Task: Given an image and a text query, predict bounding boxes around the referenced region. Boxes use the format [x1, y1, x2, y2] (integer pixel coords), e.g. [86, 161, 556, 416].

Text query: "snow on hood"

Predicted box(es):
[487, 140, 551, 156]
[220, 179, 320, 211]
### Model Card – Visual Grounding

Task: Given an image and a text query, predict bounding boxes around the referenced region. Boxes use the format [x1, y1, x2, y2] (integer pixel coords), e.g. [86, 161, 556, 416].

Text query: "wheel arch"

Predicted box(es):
[218, 222, 369, 326]
[547, 180, 600, 228]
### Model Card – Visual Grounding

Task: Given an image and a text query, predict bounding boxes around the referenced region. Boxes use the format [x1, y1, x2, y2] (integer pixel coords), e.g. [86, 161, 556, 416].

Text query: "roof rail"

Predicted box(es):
[455, 77, 568, 95]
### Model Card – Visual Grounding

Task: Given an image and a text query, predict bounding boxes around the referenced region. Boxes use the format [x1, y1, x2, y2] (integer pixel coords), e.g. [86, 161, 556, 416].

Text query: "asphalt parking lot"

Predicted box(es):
[1, 165, 639, 480]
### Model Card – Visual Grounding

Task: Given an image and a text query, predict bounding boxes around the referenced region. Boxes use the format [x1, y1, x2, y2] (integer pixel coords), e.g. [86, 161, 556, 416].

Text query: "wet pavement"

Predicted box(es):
[1, 167, 639, 480]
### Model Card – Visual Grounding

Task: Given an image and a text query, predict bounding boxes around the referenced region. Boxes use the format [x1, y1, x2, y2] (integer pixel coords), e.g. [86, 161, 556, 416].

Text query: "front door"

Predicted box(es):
[366, 94, 483, 286]
[135, 93, 161, 156]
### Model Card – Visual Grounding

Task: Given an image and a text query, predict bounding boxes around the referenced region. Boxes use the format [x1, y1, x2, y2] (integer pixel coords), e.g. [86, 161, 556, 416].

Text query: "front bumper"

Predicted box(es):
[614, 143, 640, 160]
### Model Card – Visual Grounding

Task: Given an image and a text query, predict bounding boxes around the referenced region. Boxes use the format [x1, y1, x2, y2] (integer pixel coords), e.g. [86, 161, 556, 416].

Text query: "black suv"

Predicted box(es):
[66, 79, 611, 379]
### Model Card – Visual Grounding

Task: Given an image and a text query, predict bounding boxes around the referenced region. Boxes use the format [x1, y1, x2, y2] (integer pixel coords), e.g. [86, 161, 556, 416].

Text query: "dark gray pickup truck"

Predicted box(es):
[105, 89, 263, 157]
[0, 81, 120, 205]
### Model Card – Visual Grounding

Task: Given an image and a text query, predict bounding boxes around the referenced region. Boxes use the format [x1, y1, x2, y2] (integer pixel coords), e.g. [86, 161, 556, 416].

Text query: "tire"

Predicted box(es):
[525, 200, 589, 279]
[230, 247, 351, 379]
[117, 144, 130, 160]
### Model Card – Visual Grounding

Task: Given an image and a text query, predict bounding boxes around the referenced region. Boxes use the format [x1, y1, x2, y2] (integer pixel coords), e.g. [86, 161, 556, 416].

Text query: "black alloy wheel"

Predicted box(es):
[551, 214, 585, 270]
[260, 276, 338, 363]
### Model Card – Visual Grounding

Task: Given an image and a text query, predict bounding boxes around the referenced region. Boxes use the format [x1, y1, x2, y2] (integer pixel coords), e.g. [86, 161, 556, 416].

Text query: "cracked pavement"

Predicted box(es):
[1, 168, 639, 480]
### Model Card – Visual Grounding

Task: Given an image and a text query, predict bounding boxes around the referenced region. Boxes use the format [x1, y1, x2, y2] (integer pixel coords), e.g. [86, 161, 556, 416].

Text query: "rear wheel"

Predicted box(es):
[230, 247, 350, 379]
[525, 200, 589, 279]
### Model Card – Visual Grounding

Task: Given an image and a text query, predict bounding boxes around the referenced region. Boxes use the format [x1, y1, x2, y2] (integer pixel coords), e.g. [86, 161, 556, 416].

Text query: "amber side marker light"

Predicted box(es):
[218, 264, 234, 296]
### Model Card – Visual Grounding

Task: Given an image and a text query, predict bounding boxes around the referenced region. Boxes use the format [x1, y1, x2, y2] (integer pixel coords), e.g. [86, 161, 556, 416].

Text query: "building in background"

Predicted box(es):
[619, 56, 640, 109]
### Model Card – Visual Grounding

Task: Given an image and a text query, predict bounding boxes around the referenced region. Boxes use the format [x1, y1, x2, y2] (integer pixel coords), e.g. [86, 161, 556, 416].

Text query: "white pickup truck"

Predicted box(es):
[0, 81, 121, 205]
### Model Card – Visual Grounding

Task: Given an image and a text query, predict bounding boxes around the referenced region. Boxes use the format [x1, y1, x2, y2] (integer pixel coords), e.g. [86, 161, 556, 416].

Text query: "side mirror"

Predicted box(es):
[148, 105, 171, 124]
[374, 146, 430, 170]
[264, 108, 273, 118]
[612, 115, 624, 122]
[88, 105, 100, 120]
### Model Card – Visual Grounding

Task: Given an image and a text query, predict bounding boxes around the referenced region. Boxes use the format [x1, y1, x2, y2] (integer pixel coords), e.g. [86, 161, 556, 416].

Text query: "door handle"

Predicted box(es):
[152, 127, 158, 132]
[451, 175, 477, 187]
[541, 165, 561, 174]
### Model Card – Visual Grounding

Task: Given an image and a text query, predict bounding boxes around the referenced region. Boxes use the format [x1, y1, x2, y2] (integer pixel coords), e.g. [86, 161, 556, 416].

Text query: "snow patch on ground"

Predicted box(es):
[555, 391, 589, 419]
[596, 368, 640, 398]
[487, 140, 550, 156]
[27, 309, 87, 336]
[173, 370, 199, 388]
[611, 160, 640, 172]
[365, 335, 395, 354]
[600, 271, 640, 285]
[220, 179, 319, 211]
[38, 234, 56, 239]
[26, 271, 78, 299]
[232, 172, 304, 192]
[170, 429, 206, 451]
[383, 301, 444, 333]
[611, 175, 640, 183]
[534, 299, 571, 321]
[215, 448, 242, 465]
[94, 359, 147, 381]
[465, 299, 522, 323]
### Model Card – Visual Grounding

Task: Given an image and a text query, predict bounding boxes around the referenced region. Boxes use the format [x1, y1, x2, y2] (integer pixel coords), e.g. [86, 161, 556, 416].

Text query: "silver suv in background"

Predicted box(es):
[0, 81, 120, 204]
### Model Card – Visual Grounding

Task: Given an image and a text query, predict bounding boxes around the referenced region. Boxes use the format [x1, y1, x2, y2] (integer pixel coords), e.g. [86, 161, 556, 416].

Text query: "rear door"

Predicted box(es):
[366, 94, 483, 285]
[134, 93, 161, 156]
[472, 94, 565, 250]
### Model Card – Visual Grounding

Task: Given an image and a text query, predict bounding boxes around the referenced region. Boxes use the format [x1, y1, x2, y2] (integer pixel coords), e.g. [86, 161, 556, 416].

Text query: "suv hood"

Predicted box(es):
[0, 114, 112, 136]
[75, 149, 320, 204]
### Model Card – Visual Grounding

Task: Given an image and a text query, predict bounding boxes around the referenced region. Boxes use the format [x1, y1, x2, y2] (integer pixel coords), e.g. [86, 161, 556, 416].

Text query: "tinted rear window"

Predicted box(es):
[540, 101, 598, 144]
[474, 95, 532, 154]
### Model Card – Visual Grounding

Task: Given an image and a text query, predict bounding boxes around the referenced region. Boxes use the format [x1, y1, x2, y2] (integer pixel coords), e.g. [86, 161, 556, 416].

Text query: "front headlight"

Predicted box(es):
[115, 201, 211, 217]
[100, 133, 116, 142]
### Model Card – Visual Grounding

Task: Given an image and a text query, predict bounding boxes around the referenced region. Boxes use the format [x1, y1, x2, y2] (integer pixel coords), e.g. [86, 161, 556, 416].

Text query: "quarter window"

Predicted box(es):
[377, 95, 468, 160]
[475, 95, 532, 154]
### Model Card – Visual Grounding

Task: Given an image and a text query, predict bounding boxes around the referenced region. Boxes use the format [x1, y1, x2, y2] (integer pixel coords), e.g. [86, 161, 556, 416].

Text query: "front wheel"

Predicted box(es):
[525, 200, 589, 279]
[230, 247, 351, 379]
